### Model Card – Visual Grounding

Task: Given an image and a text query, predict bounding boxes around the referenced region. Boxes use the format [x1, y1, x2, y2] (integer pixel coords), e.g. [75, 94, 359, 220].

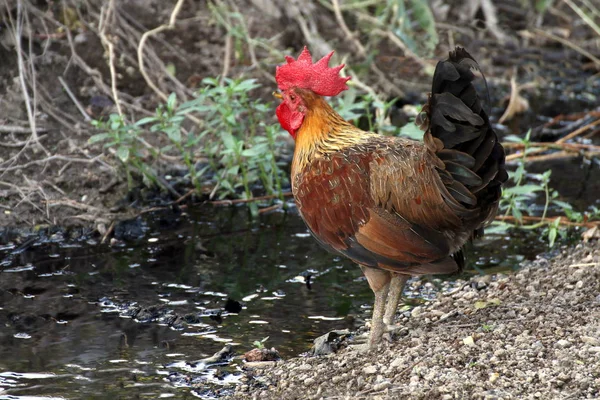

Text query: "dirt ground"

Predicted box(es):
[0, 2, 599, 398]
[228, 242, 600, 399]
[0, 0, 598, 233]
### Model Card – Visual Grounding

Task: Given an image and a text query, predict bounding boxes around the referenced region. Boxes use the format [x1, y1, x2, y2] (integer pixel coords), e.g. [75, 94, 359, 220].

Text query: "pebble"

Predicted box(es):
[372, 381, 391, 391]
[588, 346, 600, 354]
[390, 357, 404, 368]
[304, 377, 315, 385]
[489, 372, 500, 383]
[363, 365, 377, 374]
[227, 244, 600, 400]
[581, 336, 600, 346]
[463, 336, 475, 347]
[411, 306, 423, 318]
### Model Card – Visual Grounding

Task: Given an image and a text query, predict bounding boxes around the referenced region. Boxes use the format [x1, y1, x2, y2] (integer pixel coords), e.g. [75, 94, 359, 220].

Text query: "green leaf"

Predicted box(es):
[134, 117, 157, 126]
[399, 122, 424, 141]
[166, 63, 176, 77]
[503, 134, 524, 143]
[484, 222, 511, 235]
[165, 127, 181, 143]
[552, 200, 573, 210]
[167, 93, 177, 111]
[116, 146, 130, 162]
[88, 133, 113, 144]
[503, 185, 544, 195]
[234, 79, 260, 92]
[241, 144, 267, 157]
[221, 131, 237, 150]
[511, 206, 523, 221]
[548, 226, 557, 247]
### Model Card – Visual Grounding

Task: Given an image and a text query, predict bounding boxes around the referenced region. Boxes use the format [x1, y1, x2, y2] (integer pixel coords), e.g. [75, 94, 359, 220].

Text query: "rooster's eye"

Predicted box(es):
[289, 94, 296, 101]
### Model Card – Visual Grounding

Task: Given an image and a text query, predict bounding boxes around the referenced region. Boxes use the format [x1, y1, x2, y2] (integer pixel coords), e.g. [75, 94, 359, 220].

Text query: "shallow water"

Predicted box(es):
[0, 202, 565, 399]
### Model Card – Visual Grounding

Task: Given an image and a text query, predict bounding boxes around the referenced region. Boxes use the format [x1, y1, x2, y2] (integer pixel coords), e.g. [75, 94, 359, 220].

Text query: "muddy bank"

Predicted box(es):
[228, 242, 600, 400]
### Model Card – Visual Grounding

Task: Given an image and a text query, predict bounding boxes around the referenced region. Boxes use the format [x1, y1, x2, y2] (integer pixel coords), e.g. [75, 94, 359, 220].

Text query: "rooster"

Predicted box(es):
[274, 47, 507, 350]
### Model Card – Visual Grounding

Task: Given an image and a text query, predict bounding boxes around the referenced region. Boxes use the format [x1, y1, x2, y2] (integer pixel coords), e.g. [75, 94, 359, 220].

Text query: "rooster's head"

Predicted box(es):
[275, 47, 350, 139]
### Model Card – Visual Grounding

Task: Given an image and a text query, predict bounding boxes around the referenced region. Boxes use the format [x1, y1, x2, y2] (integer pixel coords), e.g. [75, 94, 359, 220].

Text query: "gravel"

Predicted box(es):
[227, 242, 600, 399]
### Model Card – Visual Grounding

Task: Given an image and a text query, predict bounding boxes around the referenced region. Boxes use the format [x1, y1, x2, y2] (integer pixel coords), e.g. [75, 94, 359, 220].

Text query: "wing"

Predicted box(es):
[294, 139, 462, 275]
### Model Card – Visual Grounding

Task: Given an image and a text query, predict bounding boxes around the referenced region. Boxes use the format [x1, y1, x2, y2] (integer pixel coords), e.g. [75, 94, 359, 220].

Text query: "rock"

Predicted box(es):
[581, 336, 600, 346]
[363, 365, 377, 374]
[304, 377, 315, 385]
[588, 346, 600, 354]
[244, 347, 281, 362]
[372, 381, 391, 391]
[390, 357, 404, 368]
[310, 330, 351, 356]
[463, 336, 476, 347]
[245, 361, 280, 368]
[489, 372, 500, 383]
[411, 306, 423, 318]
[195, 344, 234, 365]
[224, 243, 600, 400]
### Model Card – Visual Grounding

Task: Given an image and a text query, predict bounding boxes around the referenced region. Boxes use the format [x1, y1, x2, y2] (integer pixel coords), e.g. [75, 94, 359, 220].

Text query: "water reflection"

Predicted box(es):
[0, 207, 552, 398]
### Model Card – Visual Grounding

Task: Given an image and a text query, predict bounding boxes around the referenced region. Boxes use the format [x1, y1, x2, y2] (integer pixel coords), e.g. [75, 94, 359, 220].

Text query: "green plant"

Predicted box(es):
[335, 89, 423, 140]
[90, 114, 160, 190]
[253, 336, 269, 349]
[179, 77, 287, 213]
[487, 130, 600, 246]
[90, 78, 288, 216]
[324, 0, 439, 57]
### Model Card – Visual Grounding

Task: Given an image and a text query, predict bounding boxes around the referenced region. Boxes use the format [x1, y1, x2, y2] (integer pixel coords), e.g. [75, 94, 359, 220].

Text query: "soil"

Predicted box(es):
[0, 0, 598, 232]
[228, 242, 600, 400]
[0, 2, 599, 398]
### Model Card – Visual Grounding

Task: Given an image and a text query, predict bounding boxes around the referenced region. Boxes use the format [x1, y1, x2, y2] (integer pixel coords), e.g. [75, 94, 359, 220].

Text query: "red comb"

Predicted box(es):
[276, 46, 350, 96]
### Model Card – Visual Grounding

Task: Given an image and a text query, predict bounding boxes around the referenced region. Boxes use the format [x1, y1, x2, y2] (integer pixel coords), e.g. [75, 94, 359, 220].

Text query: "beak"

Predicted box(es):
[272, 91, 283, 100]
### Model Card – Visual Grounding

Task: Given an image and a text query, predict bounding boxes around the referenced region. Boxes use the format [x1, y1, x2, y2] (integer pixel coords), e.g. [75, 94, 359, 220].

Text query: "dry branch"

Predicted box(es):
[137, 0, 185, 102]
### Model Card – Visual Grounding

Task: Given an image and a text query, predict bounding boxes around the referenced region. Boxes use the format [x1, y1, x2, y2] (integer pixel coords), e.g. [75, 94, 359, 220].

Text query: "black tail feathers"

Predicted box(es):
[423, 47, 508, 229]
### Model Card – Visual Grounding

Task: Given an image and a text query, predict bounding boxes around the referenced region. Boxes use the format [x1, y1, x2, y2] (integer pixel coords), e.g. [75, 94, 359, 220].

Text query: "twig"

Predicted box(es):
[98, 0, 123, 116]
[331, 0, 367, 57]
[503, 141, 600, 152]
[556, 117, 600, 143]
[533, 28, 600, 68]
[506, 150, 600, 163]
[137, 0, 185, 102]
[58, 76, 91, 121]
[258, 203, 283, 214]
[220, 32, 233, 84]
[174, 188, 197, 204]
[0, 155, 104, 173]
[498, 72, 519, 124]
[11, 2, 47, 154]
[0, 134, 48, 147]
[101, 221, 115, 244]
[496, 215, 600, 228]
[564, 0, 600, 38]
[0, 125, 48, 134]
[0, 180, 49, 221]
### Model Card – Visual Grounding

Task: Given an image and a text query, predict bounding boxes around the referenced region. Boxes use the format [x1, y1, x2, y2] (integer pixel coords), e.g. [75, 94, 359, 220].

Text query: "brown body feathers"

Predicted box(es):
[289, 48, 507, 276]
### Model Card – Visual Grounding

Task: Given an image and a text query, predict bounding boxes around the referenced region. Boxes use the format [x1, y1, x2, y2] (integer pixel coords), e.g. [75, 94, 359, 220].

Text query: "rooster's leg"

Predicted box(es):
[383, 274, 409, 327]
[361, 267, 392, 349]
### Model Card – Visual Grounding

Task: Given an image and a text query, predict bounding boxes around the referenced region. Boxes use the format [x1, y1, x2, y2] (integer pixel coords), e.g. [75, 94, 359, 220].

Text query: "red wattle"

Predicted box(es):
[276, 103, 304, 139]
